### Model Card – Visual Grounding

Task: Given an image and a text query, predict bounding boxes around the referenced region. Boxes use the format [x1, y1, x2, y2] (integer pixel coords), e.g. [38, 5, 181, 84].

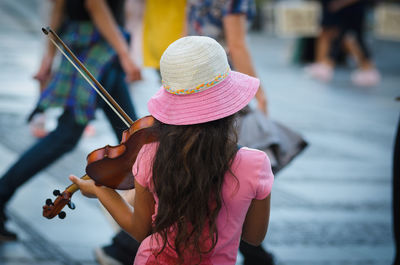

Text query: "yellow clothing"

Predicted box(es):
[142, 0, 186, 68]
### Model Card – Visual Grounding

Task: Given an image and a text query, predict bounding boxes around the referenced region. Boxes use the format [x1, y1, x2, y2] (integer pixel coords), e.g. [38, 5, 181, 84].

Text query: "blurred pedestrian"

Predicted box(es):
[141, 0, 187, 70]
[71, 35, 274, 265]
[0, 0, 141, 241]
[306, 0, 380, 86]
[188, 0, 267, 114]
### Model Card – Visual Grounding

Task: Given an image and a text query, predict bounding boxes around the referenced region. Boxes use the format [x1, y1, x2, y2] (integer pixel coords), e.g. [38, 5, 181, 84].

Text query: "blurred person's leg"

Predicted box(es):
[239, 240, 275, 265]
[94, 174, 139, 264]
[328, 22, 347, 67]
[317, 0, 339, 63]
[95, 230, 140, 265]
[393, 116, 400, 265]
[98, 60, 138, 141]
[0, 109, 86, 241]
[315, 28, 337, 63]
[351, 26, 372, 70]
[345, 4, 380, 87]
[306, 28, 361, 82]
[304, 0, 340, 81]
[305, 0, 338, 80]
[346, 35, 380, 86]
[342, 36, 363, 65]
[305, 27, 337, 82]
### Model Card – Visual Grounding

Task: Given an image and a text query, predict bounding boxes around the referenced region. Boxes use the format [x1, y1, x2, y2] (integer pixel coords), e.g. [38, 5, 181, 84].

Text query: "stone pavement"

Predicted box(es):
[0, 0, 399, 264]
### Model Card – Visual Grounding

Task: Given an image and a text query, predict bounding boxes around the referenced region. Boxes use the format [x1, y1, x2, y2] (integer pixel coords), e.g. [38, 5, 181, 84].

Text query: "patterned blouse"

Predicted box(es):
[187, 0, 255, 43]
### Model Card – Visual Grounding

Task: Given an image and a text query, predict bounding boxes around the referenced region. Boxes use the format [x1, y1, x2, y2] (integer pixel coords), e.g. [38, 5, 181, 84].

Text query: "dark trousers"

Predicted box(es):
[329, 3, 370, 62]
[393, 116, 400, 265]
[0, 60, 137, 209]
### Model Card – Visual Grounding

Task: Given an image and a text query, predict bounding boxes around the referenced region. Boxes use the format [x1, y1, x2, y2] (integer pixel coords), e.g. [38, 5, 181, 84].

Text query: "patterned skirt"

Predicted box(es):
[38, 21, 121, 125]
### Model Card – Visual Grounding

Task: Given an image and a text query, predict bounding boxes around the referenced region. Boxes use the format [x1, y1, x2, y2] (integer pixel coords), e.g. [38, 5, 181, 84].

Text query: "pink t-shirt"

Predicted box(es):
[133, 143, 274, 265]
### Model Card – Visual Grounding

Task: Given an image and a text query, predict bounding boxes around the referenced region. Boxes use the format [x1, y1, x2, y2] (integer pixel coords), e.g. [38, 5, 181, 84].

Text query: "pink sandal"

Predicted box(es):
[351, 69, 381, 87]
[83, 124, 96, 137]
[305, 63, 333, 83]
[29, 113, 48, 138]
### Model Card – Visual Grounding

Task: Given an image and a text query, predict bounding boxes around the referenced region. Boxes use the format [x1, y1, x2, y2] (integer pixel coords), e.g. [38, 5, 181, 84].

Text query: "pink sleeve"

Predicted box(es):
[132, 143, 157, 189]
[255, 153, 274, 200]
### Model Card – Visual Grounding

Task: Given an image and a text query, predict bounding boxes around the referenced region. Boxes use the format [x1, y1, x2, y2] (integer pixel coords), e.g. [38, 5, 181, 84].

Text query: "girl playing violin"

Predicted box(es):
[70, 36, 274, 265]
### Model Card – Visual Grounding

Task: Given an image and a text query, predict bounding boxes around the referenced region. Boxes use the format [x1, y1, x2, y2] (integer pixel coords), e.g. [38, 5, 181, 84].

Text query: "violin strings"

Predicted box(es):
[48, 37, 130, 128]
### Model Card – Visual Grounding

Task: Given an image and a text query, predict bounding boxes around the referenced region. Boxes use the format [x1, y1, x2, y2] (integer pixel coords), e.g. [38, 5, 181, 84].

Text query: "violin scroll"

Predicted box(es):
[43, 189, 73, 219]
[42, 175, 90, 219]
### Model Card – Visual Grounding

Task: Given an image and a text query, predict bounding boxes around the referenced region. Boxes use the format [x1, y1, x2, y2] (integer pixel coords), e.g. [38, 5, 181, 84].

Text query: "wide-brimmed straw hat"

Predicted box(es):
[148, 36, 260, 125]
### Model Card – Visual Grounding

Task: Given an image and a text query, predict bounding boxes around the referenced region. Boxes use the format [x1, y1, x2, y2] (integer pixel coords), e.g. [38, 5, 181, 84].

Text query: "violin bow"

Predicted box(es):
[41, 27, 134, 219]
[42, 27, 134, 128]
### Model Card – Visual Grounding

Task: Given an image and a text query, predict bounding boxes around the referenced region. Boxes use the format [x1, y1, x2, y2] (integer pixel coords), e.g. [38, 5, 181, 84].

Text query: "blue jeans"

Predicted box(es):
[0, 60, 137, 208]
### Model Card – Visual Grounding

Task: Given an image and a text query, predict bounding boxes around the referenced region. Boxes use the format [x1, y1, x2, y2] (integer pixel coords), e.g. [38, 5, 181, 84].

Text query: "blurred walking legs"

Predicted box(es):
[306, 0, 380, 86]
[95, 230, 140, 265]
[0, 109, 86, 241]
[0, 59, 137, 242]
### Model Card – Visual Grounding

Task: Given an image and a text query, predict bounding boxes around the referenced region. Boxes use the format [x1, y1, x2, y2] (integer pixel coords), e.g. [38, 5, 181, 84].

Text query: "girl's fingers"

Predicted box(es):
[69, 175, 80, 185]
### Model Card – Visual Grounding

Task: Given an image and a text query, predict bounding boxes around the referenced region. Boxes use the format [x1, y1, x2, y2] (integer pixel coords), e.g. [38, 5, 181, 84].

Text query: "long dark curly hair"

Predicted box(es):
[151, 114, 239, 263]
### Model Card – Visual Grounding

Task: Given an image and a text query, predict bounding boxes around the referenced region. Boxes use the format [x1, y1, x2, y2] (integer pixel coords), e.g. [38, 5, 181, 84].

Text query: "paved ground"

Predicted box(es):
[0, 1, 398, 265]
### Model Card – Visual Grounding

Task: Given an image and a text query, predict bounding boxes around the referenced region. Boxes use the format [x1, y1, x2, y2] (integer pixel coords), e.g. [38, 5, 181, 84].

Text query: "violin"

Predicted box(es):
[41, 27, 158, 219]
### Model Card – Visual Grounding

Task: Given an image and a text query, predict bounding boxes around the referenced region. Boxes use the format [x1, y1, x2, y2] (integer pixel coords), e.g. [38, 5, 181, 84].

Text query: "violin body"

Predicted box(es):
[43, 116, 158, 219]
[86, 115, 158, 189]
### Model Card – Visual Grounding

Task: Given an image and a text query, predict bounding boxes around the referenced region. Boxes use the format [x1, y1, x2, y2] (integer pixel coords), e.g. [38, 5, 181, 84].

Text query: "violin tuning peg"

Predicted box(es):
[67, 201, 76, 210]
[53, 189, 61, 196]
[58, 211, 66, 219]
[45, 198, 53, 206]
